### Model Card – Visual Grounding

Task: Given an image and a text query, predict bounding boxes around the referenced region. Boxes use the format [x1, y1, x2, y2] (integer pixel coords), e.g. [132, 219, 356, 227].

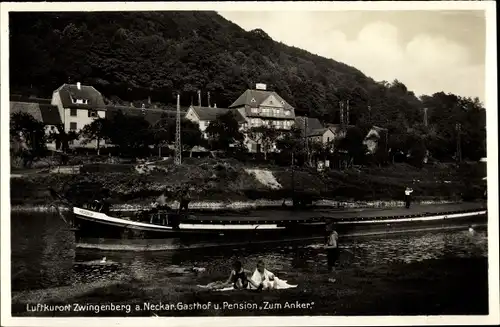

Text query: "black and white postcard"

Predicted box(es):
[1, 1, 498, 327]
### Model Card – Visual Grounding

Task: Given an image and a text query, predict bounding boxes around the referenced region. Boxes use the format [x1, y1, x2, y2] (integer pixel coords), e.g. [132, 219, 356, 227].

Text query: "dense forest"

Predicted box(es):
[9, 11, 486, 161]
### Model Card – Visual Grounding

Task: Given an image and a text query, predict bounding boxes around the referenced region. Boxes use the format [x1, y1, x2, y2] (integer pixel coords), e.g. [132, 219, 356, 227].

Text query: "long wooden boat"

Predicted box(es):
[67, 203, 488, 251]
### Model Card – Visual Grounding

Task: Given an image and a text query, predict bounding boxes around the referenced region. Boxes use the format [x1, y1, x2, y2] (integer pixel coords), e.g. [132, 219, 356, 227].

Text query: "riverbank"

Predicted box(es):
[10, 159, 485, 208]
[11, 257, 488, 316]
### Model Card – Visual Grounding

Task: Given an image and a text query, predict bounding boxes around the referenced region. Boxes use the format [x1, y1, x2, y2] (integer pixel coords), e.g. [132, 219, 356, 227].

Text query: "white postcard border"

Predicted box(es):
[1, 1, 498, 326]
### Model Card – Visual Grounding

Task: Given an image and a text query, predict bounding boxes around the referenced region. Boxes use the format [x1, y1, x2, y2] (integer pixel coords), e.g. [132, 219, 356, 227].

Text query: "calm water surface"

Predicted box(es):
[11, 211, 488, 292]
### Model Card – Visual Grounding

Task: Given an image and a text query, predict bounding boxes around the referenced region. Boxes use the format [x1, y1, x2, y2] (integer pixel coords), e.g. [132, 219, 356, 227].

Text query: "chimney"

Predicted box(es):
[207, 91, 211, 108]
[256, 83, 267, 90]
[197, 90, 202, 107]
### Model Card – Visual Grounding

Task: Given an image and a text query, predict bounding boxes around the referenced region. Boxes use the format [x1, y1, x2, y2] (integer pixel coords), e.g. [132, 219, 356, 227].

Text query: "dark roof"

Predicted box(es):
[327, 124, 355, 131]
[105, 106, 186, 126]
[10, 101, 62, 125]
[190, 106, 246, 123]
[54, 83, 106, 109]
[39, 104, 63, 125]
[308, 128, 330, 137]
[295, 116, 324, 134]
[230, 89, 294, 110]
[10, 95, 52, 104]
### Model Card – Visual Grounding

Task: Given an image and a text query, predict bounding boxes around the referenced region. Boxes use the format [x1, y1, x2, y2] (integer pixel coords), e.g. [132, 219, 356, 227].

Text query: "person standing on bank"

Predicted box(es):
[325, 224, 339, 282]
[404, 187, 414, 209]
[178, 187, 191, 214]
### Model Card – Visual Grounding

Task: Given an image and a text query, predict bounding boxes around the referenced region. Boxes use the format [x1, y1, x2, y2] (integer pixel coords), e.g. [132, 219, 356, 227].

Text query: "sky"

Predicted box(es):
[219, 10, 486, 102]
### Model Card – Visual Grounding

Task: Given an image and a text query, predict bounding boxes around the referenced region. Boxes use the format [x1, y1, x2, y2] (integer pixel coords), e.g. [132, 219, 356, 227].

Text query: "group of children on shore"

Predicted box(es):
[208, 223, 340, 291]
[205, 259, 279, 291]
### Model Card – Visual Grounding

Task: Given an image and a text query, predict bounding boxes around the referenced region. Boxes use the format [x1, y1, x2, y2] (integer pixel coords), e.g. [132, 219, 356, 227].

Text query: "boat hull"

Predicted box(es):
[71, 207, 488, 251]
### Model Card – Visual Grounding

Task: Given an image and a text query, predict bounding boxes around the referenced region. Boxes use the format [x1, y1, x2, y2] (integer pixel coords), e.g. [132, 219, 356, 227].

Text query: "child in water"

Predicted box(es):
[326, 224, 339, 283]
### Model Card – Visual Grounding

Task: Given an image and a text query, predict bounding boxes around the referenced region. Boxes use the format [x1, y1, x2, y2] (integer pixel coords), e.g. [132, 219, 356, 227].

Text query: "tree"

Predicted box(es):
[310, 139, 333, 166]
[275, 126, 306, 166]
[335, 126, 367, 165]
[405, 132, 427, 168]
[10, 112, 47, 167]
[151, 114, 173, 158]
[247, 125, 280, 160]
[80, 118, 110, 155]
[47, 127, 79, 152]
[179, 119, 205, 153]
[152, 117, 205, 156]
[106, 110, 154, 156]
[205, 111, 244, 152]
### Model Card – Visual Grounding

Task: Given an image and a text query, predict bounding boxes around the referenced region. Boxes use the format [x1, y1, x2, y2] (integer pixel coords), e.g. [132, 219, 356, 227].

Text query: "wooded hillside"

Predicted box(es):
[9, 11, 486, 160]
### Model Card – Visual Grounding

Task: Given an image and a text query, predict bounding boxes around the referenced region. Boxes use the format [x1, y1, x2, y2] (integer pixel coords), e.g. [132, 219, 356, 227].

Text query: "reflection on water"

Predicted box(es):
[11, 212, 488, 292]
[11, 211, 75, 291]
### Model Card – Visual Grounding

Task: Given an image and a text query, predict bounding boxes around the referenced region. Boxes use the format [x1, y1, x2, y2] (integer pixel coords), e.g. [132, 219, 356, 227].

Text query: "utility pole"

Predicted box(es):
[368, 104, 372, 125]
[340, 101, 344, 127]
[175, 93, 182, 165]
[304, 116, 309, 166]
[346, 100, 350, 125]
[456, 123, 462, 163]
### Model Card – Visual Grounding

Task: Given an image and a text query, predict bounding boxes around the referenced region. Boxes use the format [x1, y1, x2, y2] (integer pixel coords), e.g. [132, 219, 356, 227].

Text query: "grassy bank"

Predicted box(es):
[12, 257, 488, 316]
[10, 158, 485, 208]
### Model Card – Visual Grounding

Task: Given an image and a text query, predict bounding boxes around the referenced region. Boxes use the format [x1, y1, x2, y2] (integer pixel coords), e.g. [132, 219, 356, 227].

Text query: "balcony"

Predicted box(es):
[248, 107, 293, 119]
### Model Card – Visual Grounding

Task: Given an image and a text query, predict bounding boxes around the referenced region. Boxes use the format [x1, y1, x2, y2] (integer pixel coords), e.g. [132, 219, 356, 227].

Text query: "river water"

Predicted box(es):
[10, 211, 488, 294]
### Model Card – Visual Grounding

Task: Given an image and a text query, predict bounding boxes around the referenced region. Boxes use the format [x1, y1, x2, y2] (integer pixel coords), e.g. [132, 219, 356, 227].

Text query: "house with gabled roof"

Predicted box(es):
[228, 83, 296, 152]
[295, 116, 336, 145]
[229, 83, 295, 131]
[51, 82, 107, 134]
[10, 96, 63, 150]
[185, 105, 247, 139]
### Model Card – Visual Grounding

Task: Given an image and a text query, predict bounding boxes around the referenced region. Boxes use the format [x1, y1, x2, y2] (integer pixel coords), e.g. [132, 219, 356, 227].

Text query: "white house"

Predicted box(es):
[51, 82, 106, 147]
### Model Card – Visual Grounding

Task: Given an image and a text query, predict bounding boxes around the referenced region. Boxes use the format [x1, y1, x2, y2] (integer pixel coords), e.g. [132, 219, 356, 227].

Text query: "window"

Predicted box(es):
[281, 100, 285, 105]
[70, 122, 77, 131]
[88, 110, 98, 118]
[284, 110, 291, 116]
[70, 108, 77, 116]
[251, 108, 259, 114]
[73, 98, 89, 105]
[251, 98, 256, 103]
